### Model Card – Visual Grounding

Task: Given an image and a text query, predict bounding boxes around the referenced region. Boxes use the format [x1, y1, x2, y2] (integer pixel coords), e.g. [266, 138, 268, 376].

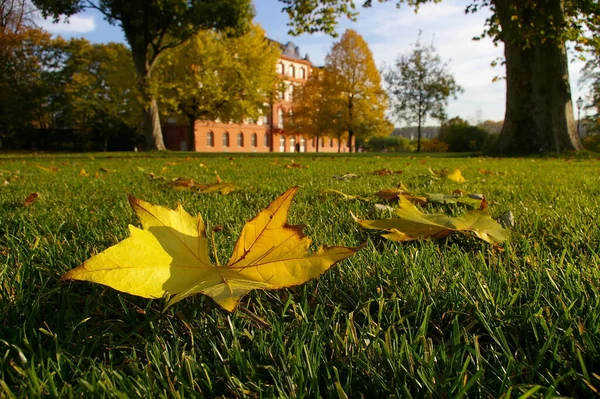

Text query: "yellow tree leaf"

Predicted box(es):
[61, 188, 360, 312]
[375, 187, 427, 205]
[447, 169, 466, 183]
[322, 189, 370, 201]
[354, 196, 507, 246]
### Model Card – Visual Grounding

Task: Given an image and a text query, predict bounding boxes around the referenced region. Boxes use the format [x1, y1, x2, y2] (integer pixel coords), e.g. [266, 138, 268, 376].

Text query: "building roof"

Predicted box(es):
[268, 39, 311, 62]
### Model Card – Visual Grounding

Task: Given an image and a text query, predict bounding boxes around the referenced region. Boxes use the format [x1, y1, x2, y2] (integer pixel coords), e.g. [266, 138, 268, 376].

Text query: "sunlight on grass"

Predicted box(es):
[1, 152, 599, 397]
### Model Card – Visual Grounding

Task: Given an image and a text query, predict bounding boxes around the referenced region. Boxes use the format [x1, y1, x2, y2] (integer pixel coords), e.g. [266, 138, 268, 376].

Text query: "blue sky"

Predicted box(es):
[37, 0, 590, 126]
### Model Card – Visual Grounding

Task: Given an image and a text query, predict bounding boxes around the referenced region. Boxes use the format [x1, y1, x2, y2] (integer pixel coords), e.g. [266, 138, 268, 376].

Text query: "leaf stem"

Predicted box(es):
[211, 229, 221, 266]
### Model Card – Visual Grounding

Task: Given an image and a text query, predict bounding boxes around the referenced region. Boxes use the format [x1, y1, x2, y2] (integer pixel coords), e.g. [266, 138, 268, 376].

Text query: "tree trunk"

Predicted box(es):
[143, 97, 165, 150]
[347, 130, 353, 154]
[492, 0, 583, 154]
[417, 113, 422, 153]
[187, 115, 196, 151]
[131, 48, 166, 151]
[316, 135, 320, 153]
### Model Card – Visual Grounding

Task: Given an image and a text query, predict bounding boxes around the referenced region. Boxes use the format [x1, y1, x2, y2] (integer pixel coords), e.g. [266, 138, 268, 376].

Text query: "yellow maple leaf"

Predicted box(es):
[61, 187, 360, 311]
[354, 196, 506, 246]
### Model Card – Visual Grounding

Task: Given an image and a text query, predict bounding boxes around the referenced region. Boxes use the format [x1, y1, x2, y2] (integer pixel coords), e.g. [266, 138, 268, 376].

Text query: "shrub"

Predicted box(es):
[420, 139, 449, 152]
[582, 134, 600, 152]
[438, 117, 489, 152]
[365, 136, 416, 152]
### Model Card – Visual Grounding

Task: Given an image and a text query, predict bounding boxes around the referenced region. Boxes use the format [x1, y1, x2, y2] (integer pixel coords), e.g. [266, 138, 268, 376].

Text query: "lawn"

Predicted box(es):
[1, 152, 599, 398]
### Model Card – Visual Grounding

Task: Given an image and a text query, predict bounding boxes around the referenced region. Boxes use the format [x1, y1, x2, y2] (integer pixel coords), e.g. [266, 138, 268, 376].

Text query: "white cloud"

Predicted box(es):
[38, 14, 96, 34]
[259, 0, 591, 123]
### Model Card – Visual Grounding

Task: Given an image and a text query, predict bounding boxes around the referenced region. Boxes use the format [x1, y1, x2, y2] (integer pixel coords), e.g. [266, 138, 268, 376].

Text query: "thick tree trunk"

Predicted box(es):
[492, 0, 583, 154]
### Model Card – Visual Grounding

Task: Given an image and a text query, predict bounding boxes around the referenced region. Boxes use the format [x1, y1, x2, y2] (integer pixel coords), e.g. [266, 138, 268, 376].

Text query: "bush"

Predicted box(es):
[365, 136, 416, 152]
[582, 134, 600, 152]
[438, 118, 489, 152]
[420, 139, 448, 152]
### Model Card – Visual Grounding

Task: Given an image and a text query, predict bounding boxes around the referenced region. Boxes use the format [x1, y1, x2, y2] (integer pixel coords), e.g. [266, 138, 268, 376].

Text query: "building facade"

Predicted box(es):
[163, 41, 353, 153]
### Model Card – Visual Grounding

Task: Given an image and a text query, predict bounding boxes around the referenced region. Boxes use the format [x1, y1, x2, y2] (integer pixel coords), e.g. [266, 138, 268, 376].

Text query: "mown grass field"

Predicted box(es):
[1, 151, 600, 398]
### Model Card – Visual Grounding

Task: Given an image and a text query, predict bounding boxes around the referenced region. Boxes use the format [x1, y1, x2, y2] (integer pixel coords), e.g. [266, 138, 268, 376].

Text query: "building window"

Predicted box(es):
[251, 133, 257, 147]
[207, 131, 214, 147]
[279, 136, 286, 152]
[312, 138, 316, 147]
[278, 108, 284, 128]
[300, 137, 306, 152]
[329, 138, 334, 147]
[290, 137, 296, 152]
[288, 65, 295, 77]
[237, 132, 244, 147]
[279, 87, 285, 100]
[277, 63, 284, 74]
[320, 138, 325, 147]
[300, 68, 306, 79]
[222, 132, 230, 147]
[264, 133, 270, 147]
[289, 85, 294, 101]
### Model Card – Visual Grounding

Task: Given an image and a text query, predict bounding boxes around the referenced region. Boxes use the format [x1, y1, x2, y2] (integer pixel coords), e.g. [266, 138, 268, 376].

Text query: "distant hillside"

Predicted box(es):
[391, 126, 440, 139]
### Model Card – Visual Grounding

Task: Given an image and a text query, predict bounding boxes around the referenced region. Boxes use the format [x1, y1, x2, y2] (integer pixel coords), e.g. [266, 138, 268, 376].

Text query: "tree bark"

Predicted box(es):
[187, 115, 196, 151]
[131, 47, 166, 151]
[492, 0, 583, 154]
[417, 113, 422, 153]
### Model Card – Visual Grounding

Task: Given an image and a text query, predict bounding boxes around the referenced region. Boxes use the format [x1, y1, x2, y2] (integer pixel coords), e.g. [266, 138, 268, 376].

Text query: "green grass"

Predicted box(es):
[1, 151, 599, 398]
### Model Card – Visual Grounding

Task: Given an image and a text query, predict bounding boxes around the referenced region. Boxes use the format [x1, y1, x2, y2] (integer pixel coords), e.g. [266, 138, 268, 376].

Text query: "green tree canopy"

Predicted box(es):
[384, 35, 462, 152]
[33, 0, 254, 150]
[155, 24, 280, 150]
[279, 0, 600, 154]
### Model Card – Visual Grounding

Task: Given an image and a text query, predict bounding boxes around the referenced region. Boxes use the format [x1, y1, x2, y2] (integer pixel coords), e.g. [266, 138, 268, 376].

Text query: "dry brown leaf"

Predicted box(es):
[372, 168, 402, 176]
[23, 192, 39, 207]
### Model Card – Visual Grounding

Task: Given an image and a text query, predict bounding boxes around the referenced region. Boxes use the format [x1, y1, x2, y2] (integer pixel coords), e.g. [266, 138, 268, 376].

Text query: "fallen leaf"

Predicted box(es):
[425, 193, 482, 208]
[80, 169, 89, 177]
[354, 196, 507, 246]
[198, 182, 236, 195]
[165, 178, 236, 195]
[480, 197, 488, 211]
[199, 163, 207, 168]
[148, 173, 167, 180]
[99, 167, 117, 173]
[372, 168, 402, 176]
[497, 210, 515, 228]
[23, 192, 39, 207]
[60, 188, 361, 311]
[136, 166, 146, 173]
[285, 160, 307, 169]
[322, 189, 370, 201]
[375, 188, 427, 206]
[332, 173, 359, 180]
[36, 165, 58, 173]
[447, 169, 466, 183]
